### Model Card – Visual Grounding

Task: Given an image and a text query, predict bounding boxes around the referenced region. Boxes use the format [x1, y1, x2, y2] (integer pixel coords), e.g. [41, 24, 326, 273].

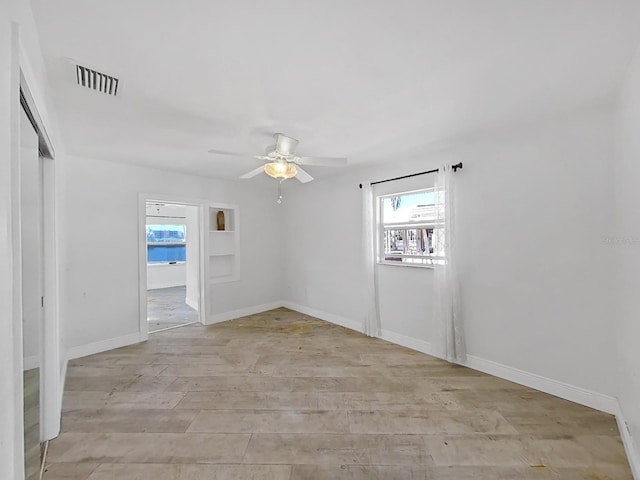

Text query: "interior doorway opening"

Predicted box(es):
[144, 201, 202, 333]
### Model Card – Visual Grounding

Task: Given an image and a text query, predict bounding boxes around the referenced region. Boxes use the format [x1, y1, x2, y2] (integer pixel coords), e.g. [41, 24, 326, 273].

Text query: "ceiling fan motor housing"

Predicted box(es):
[274, 134, 298, 156]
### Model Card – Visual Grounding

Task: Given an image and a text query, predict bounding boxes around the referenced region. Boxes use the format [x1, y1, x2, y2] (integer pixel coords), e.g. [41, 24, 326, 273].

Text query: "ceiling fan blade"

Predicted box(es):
[297, 156, 348, 166]
[294, 166, 314, 183]
[239, 165, 265, 179]
[208, 148, 258, 158]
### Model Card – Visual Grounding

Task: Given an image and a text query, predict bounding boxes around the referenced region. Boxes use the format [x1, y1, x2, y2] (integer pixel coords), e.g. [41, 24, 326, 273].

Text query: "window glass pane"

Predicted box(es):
[146, 224, 186, 243]
[378, 188, 444, 267]
[147, 225, 186, 264]
[382, 190, 435, 224]
[383, 228, 434, 256]
[147, 244, 187, 263]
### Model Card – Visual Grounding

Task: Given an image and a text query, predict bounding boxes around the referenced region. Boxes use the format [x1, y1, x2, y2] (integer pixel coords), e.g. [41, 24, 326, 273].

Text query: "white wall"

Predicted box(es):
[0, 7, 21, 479]
[282, 174, 366, 325]
[147, 263, 186, 290]
[184, 206, 199, 310]
[283, 104, 617, 398]
[614, 44, 640, 472]
[58, 154, 283, 351]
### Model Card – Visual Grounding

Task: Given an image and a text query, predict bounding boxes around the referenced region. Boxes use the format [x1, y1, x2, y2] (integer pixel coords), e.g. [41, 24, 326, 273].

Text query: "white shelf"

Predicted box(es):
[207, 204, 239, 286]
[210, 277, 239, 284]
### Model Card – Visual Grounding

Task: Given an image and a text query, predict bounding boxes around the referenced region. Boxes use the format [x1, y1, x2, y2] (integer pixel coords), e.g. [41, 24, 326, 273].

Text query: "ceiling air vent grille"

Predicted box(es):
[75, 65, 119, 96]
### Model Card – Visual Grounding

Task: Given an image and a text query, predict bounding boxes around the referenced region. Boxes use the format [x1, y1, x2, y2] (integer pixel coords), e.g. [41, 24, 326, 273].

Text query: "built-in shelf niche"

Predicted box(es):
[209, 230, 234, 256]
[208, 205, 239, 284]
[209, 255, 234, 279]
[209, 207, 235, 232]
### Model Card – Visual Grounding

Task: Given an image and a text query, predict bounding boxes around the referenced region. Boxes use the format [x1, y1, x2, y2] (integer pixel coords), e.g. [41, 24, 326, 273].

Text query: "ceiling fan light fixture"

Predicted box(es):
[264, 161, 297, 180]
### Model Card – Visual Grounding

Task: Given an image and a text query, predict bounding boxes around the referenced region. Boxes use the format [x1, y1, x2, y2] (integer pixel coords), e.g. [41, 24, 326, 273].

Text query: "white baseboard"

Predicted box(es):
[66, 332, 144, 361]
[23, 354, 39, 371]
[614, 405, 640, 479]
[59, 356, 68, 417]
[206, 301, 285, 325]
[185, 297, 199, 311]
[380, 329, 436, 357]
[281, 301, 364, 334]
[463, 354, 619, 414]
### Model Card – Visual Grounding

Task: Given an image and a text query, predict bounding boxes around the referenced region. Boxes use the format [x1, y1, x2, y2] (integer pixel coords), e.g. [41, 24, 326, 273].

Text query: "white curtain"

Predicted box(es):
[433, 164, 465, 363]
[362, 183, 381, 337]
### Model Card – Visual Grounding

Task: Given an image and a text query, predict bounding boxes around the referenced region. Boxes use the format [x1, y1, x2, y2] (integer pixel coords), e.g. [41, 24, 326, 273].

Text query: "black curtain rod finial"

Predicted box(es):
[452, 162, 463, 172]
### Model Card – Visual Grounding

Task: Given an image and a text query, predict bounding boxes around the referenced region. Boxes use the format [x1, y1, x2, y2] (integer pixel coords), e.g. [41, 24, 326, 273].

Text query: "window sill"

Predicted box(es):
[377, 260, 435, 269]
[147, 262, 186, 267]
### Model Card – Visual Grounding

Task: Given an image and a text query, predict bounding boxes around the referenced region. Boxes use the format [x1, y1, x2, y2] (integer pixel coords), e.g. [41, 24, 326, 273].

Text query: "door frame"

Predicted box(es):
[138, 193, 207, 340]
[19, 54, 59, 444]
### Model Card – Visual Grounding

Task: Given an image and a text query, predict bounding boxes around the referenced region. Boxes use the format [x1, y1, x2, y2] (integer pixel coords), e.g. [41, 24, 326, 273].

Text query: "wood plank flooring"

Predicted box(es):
[45, 308, 632, 479]
[147, 286, 198, 333]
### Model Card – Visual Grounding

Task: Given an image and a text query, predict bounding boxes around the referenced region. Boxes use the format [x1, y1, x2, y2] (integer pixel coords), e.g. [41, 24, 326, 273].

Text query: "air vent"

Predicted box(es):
[75, 65, 119, 96]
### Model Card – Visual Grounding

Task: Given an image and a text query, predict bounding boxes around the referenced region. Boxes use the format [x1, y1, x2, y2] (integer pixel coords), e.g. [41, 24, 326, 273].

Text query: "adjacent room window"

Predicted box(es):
[146, 224, 186, 264]
[378, 188, 443, 266]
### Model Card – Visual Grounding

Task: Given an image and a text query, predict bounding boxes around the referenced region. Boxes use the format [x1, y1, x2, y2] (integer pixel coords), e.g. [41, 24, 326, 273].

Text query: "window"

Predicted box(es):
[378, 188, 443, 266]
[147, 224, 186, 264]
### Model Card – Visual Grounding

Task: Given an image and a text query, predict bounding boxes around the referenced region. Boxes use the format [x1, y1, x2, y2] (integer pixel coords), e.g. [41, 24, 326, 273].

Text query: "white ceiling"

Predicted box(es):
[32, 0, 640, 182]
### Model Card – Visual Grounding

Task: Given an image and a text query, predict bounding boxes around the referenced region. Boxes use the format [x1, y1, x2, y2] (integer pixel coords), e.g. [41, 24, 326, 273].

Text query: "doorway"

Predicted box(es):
[144, 201, 203, 333]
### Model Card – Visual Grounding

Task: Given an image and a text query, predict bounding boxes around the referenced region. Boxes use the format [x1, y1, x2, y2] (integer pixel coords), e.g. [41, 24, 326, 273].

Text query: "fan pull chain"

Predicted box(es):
[277, 179, 284, 204]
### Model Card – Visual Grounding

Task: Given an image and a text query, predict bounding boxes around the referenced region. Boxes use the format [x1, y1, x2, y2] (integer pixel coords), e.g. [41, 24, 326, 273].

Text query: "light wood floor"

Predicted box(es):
[147, 286, 199, 333]
[45, 308, 632, 479]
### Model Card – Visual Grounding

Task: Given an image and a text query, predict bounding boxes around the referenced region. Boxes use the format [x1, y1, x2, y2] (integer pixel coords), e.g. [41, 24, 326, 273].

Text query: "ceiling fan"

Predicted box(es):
[208, 133, 347, 183]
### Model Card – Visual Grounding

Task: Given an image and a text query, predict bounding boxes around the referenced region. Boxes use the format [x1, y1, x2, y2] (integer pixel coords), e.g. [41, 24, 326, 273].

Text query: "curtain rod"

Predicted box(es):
[358, 162, 463, 189]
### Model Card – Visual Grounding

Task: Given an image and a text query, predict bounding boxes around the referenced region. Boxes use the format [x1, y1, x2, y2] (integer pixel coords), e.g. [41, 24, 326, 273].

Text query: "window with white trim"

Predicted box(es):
[378, 188, 444, 266]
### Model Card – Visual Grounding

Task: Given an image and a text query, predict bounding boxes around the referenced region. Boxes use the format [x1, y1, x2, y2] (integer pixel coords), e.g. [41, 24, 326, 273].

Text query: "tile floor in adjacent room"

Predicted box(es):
[45, 308, 633, 479]
[147, 286, 199, 333]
